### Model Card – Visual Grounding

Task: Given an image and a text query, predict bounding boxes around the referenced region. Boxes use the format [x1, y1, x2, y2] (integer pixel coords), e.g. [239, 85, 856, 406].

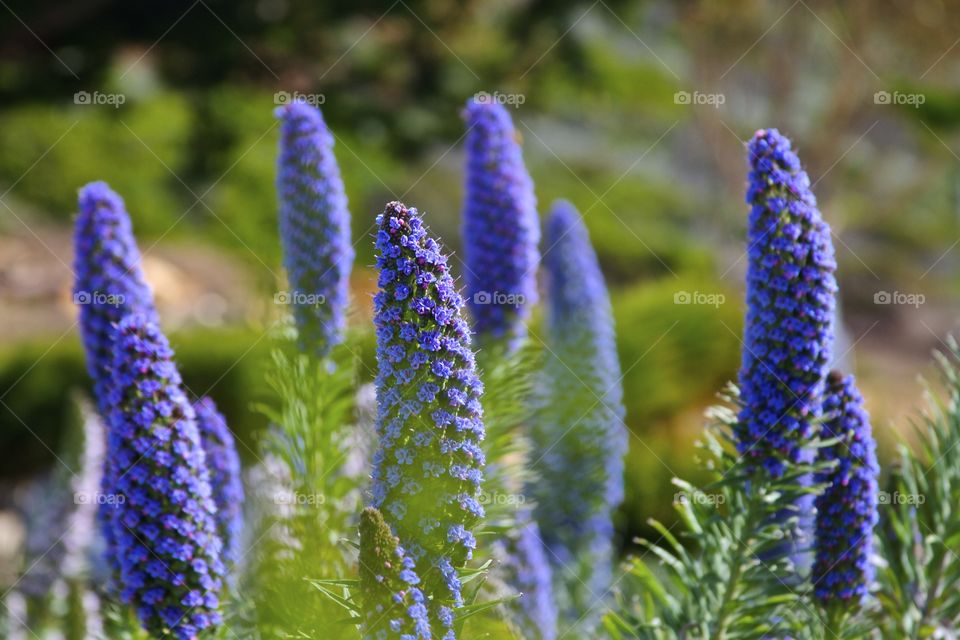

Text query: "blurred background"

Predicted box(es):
[3, 0, 960, 583]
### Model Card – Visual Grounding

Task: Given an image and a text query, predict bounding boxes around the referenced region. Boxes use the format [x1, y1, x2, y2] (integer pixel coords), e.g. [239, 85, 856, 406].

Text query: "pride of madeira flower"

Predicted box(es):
[73, 181, 158, 416]
[461, 97, 539, 347]
[194, 397, 245, 567]
[369, 201, 485, 638]
[276, 100, 353, 356]
[105, 315, 225, 639]
[736, 128, 837, 478]
[530, 200, 627, 626]
[72, 181, 159, 584]
[813, 371, 879, 606]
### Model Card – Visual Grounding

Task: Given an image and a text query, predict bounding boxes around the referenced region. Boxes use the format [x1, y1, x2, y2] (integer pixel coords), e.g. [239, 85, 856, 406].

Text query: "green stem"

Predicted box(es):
[917, 547, 947, 639]
[712, 497, 756, 639]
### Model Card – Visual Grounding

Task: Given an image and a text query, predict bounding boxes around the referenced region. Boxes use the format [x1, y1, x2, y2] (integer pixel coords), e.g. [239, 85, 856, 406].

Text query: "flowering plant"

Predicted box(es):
[8, 98, 960, 640]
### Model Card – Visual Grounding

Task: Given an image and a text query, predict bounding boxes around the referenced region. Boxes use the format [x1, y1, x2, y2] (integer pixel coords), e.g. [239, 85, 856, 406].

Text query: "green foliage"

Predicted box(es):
[612, 277, 742, 537]
[243, 336, 361, 638]
[609, 386, 829, 640]
[475, 341, 549, 635]
[877, 339, 960, 638]
[0, 94, 193, 233]
[476, 340, 543, 531]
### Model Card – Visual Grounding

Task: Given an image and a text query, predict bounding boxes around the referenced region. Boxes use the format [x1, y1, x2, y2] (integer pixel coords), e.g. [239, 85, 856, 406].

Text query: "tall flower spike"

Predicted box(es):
[530, 200, 627, 625]
[106, 315, 224, 639]
[276, 100, 354, 356]
[370, 201, 485, 636]
[72, 181, 159, 585]
[359, 507, 432, 639]
[462, 97, 539, 347]
[73, 181, 158, 416]
[736, 128, 837, 477]
[813, 371, 879, 606]
[194, 397, 245, 568]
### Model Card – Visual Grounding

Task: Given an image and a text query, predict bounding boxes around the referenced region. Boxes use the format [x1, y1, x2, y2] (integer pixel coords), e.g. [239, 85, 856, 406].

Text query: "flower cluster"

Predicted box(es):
[104, 315, 224, 639]
[813, 371, 879, 606]
[194, 397, 245, 567]
[73, 181, 158, 416]
[72, 181, 159, 585]
[530, 200, 627, 623]
[276, 101, 354, 356]
[462, 98, 539, 346]
[359, 507, 432, 639]
[370, 201, 485, 634]
[736, 128, 837, 477]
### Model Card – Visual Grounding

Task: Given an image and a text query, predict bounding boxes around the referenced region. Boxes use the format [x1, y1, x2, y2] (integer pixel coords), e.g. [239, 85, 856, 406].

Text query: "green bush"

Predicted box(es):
[611, 276, 743, 539]
[0, 94, 193, 234]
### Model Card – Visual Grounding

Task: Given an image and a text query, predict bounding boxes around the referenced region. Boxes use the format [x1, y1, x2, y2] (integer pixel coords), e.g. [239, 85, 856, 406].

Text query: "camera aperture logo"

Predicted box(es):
[874, 90, 925, 108]
[275, 290, 326, 307]
[674, 90, 725, 108]
[474, 91, 525, 108]
[874, 290, 924, 308]
[74, 291, 125, 307]
[74, 91, 126, 108]
[274, 91, 325, 106]
[472, 290, 526, 307]
[673, 290, 725, 308]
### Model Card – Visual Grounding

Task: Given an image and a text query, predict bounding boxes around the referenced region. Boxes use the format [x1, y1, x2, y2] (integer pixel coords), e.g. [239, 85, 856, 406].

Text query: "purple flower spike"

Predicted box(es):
[194, 397, 245, 567]
[813, 371, 879, 607]
[370, 201, 485, 635]
[531, 200, 627, 625]
[462, 97, 539, 347]
[72, 181, 159, 585]
[276, 101, 353, 356]
[105, 315, 224, 639]
[73, 181, 158, 416]
[736, 128, 837, 477]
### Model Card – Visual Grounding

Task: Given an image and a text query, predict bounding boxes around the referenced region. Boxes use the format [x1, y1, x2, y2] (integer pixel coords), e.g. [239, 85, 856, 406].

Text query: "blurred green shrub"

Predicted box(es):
[611, 275, 743, 541]
[0, 326, 270, 479]
[0, 94, 193, 234]
[530, 176, 714, 283]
